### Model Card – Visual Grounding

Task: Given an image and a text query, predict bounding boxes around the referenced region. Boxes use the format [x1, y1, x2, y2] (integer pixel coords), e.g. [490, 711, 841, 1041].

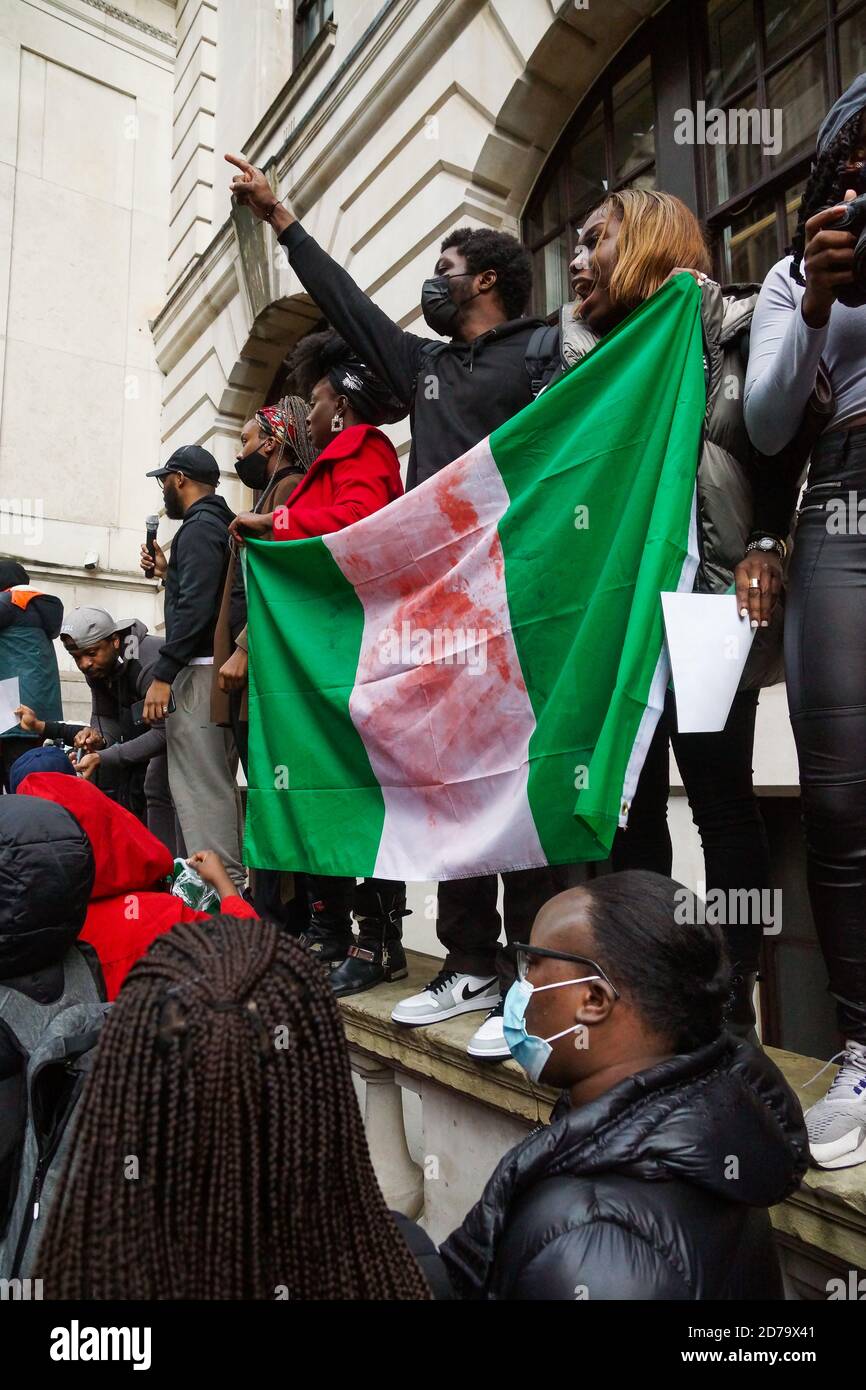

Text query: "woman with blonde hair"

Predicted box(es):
[552, 189, 799, 1040]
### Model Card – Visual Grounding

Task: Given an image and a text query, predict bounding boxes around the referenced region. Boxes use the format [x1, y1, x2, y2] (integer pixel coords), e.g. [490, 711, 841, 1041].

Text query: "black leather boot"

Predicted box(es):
[330, 888, 409, 998]
[725, 971, 760, 1047]
[298, 883, 354, 970]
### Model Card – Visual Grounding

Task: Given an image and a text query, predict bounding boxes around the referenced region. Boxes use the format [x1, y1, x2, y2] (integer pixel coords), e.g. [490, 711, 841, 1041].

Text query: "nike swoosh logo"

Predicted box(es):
[460, 979, 496, 1001]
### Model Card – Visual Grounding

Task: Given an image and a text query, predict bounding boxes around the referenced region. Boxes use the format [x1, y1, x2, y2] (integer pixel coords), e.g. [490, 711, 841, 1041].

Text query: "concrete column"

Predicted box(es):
[349, 1052, 424, 1219]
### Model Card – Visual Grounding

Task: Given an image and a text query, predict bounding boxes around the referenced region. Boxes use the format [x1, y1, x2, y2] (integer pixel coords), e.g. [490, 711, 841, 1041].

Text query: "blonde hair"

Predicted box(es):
[584, 189, 711, 312]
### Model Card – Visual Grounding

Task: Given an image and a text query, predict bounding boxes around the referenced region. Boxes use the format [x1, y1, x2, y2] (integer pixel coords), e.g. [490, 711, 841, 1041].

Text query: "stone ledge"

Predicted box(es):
[769, 1047, 866, 1272]
[339, 951, 866, 1272]
[338, 949, 556, 1125]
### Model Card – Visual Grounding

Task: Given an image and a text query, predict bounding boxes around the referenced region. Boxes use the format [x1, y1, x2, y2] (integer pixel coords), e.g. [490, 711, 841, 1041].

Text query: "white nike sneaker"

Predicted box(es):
[467, 998, 510, 1060]
[391, 969, 499, 1026]
[805, 1040, 866, 1169]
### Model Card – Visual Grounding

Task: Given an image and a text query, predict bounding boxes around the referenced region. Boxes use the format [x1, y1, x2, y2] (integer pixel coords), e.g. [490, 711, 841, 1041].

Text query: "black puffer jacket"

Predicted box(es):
[0, 795, 94, 981]
[0, 795, 102, 1237]
[440, 1036, 808, 1300]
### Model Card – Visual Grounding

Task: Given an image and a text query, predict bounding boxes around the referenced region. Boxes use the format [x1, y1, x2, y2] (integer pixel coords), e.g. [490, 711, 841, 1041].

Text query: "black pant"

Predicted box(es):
[437, 867, 569, 992]
[231, 696, 295, 926]
[304, 876, 406, 940]
[611, 686, 769, 975]
[142, 752, 183, 857]
[786, 425, 866, 1043]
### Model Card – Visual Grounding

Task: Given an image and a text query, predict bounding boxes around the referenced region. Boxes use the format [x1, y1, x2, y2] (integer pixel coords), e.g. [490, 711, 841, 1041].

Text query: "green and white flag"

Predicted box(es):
[245, 274, 705, 880]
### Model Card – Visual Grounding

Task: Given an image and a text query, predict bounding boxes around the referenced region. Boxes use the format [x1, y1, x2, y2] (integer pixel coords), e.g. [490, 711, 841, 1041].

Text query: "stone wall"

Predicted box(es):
[0, 0, 175, 717]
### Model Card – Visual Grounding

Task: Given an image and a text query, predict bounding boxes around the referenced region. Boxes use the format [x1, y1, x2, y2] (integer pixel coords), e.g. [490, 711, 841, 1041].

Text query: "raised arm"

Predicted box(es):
[744, 196, 858, 456]
[225, 154, 427, 405]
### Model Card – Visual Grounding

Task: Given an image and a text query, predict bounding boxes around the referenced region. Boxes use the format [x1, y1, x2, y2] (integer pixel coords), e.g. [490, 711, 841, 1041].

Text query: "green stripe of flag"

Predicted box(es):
[244, 534, 384, 875]
[492, 274, 705, 859]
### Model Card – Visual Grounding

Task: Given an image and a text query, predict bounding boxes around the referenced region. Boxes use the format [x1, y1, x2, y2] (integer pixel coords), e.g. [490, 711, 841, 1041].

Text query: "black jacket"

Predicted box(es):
[0, 591, 62, 640]
[278, 221, 548, 490]
[0, 796, 105, 1273]
[43, 620, 166, 774]
[439, 1036, 808, 1301]
[0, 795, 102, 1222]
[154, 494, 235, 684]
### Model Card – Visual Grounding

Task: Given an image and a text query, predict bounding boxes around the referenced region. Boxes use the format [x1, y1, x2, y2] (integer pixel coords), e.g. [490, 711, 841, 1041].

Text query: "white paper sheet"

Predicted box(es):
[0, 676, 21, 737]
[661, 593, 755, 734]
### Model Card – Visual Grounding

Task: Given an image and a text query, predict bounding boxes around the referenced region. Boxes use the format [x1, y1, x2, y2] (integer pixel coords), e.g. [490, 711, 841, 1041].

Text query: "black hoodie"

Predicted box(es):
[440, 1035, 808, 1300]
[154, 493, 235, 684]
[278, 221, 548, 490]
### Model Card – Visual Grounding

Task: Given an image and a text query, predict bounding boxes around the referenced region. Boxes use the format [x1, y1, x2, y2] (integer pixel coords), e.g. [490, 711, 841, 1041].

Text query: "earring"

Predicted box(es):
[331, 410, 344, 433]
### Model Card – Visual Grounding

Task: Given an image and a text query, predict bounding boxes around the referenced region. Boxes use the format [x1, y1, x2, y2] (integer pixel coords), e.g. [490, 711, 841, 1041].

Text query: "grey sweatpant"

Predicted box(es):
[166, 664, 245, 891]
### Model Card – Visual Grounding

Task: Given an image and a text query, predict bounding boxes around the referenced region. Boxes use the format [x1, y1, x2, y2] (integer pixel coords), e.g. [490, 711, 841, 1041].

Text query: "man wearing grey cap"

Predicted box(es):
[140, 445, 244, 891]
[16, 607, 178, 853]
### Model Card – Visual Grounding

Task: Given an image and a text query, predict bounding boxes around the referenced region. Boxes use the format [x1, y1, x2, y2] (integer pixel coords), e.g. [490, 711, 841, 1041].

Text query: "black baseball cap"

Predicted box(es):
[147, 445, 220, 485]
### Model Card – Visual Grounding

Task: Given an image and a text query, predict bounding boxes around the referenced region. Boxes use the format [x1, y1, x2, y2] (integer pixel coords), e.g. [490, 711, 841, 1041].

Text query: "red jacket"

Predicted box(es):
[18, 773, 257, 999]
[272, 423, 402, 539]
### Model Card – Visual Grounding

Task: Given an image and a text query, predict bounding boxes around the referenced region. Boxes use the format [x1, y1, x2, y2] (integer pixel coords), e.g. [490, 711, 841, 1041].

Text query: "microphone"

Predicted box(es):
[144, 514, 160, 577]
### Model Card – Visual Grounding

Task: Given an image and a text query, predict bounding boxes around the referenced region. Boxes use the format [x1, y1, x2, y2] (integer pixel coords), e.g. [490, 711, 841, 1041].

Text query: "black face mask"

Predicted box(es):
[235, 449, 269, 490]
[421, 273, 479, 335]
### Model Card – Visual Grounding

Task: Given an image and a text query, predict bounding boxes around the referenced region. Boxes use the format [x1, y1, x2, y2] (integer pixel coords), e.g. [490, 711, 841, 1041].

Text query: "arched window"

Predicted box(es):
[523, 0, 866, 318]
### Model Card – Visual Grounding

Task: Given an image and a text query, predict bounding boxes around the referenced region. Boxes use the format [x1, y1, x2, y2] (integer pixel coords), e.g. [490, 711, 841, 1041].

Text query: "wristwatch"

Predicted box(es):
[746, 534, 787, 562]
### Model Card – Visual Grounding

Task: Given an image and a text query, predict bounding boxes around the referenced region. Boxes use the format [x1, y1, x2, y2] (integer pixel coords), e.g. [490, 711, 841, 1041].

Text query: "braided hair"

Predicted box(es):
[789, 109, 864, 285]
[257, 394, 317, 474]
[38, 916, 431, 1300]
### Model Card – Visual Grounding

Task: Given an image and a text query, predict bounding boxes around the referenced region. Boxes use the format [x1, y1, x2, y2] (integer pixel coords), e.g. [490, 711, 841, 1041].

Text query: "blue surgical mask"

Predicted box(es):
[503, 974, 600, 1084]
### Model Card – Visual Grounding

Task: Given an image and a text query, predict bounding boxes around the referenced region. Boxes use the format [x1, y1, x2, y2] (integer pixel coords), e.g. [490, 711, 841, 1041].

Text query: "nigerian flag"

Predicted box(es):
[244, 273, 704, 881]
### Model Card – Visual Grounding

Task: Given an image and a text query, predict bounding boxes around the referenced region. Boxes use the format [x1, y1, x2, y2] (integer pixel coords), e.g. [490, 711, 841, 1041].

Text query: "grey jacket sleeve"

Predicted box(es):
[97, 723, 166, 772]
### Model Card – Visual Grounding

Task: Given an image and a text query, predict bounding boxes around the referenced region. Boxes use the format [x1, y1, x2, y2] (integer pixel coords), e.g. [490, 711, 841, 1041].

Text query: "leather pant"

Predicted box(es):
[611, 686, 769, 975]
[786, 424, 866, 1043]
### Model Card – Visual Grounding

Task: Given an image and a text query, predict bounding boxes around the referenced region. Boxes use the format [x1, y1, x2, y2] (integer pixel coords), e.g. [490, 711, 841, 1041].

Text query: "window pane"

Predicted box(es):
[544, 167, 568, 237]
[533, 236, 571, 317]
[763, 0, 824, 67]
[612, 57, 656, 185]
[719, 194, 779, 282]
[296, 0, 321, 56]
[705, 88, 764, 207]
[785, 176, 808, 246]
[622, 163, 657, 193]
[840, 8, 866, 93]
[567, 103, 608, 220]
[706, 0, 757, 106]
[526, 166, 567, 244]
[766, 41, 828, 166]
